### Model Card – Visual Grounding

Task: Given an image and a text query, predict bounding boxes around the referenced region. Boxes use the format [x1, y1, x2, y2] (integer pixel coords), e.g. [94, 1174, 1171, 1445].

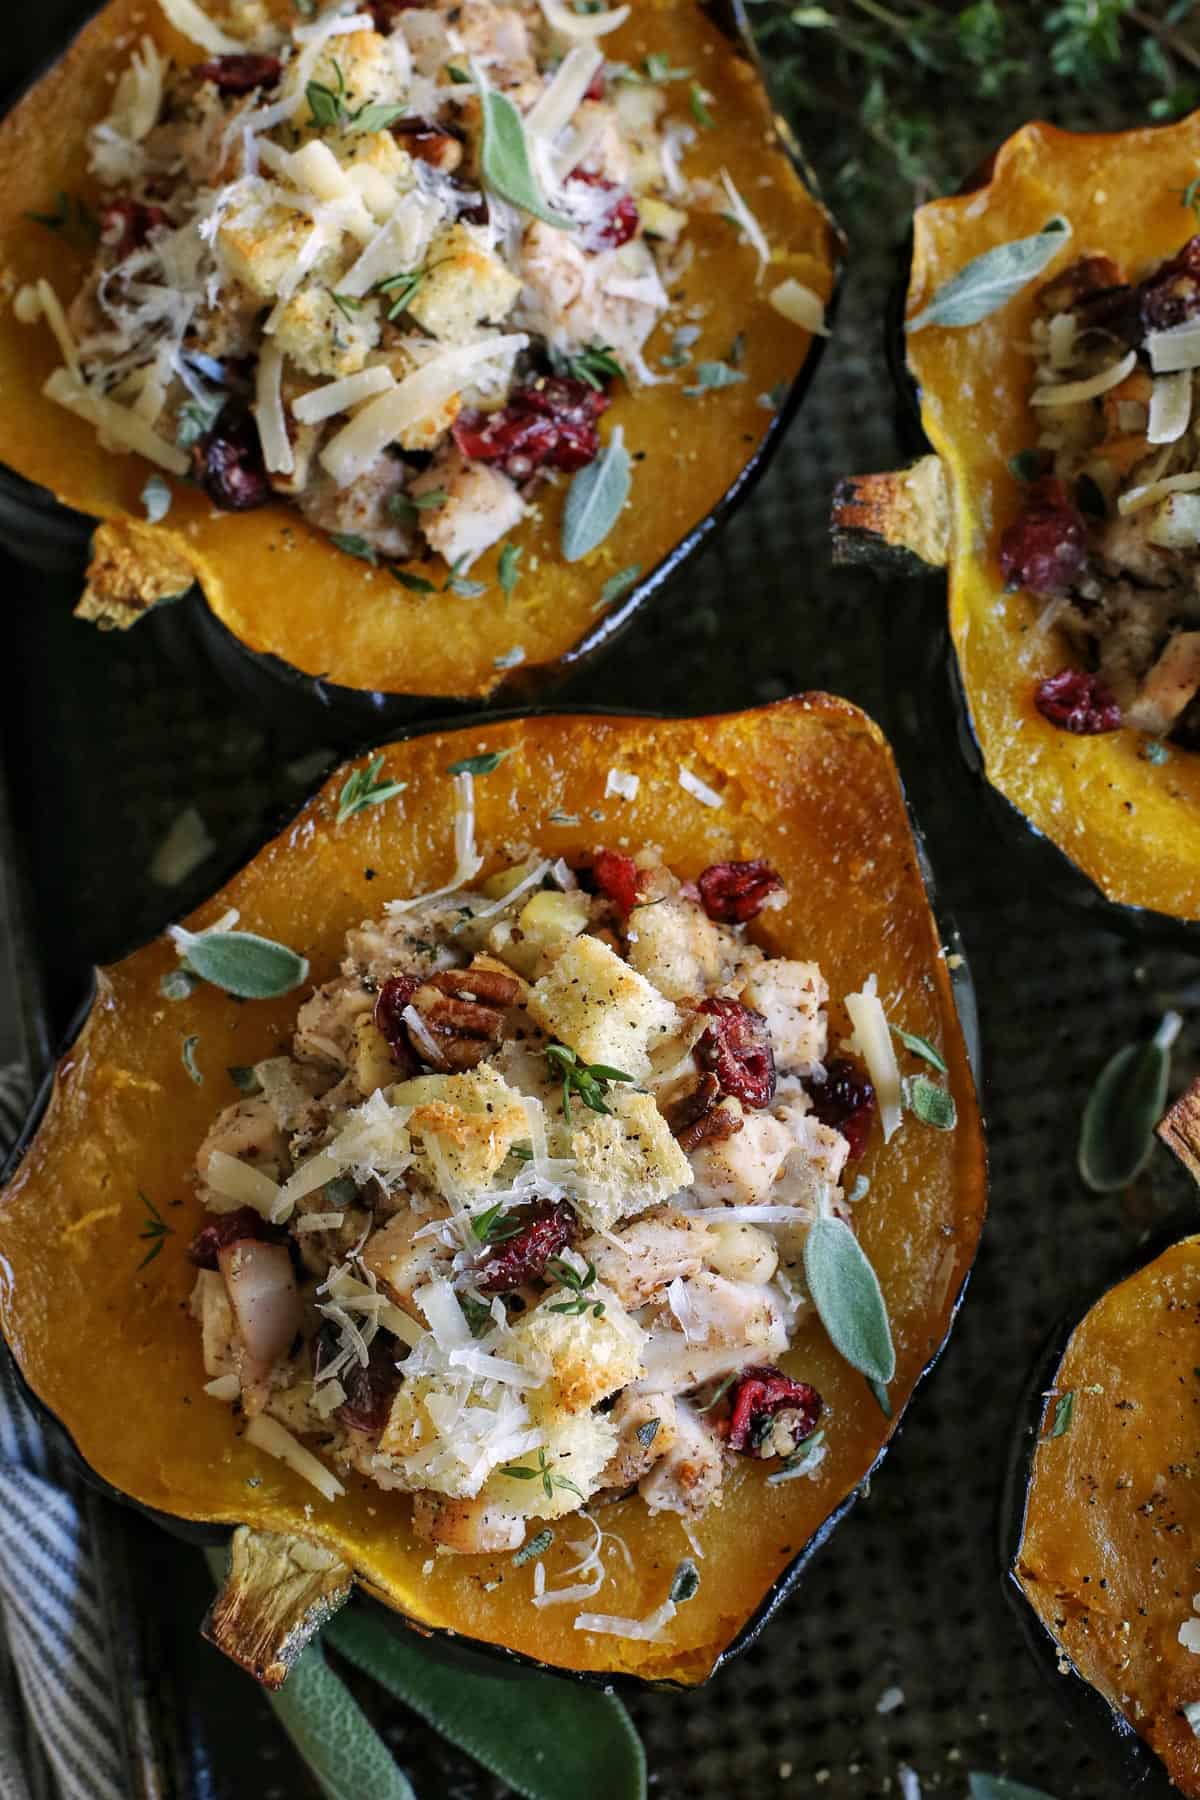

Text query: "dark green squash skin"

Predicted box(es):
[0, 703, 983, 1691]
[999, 1216, 1199, 1798]
[880, 239, 1200, 956]
[0, 0, 841, 740]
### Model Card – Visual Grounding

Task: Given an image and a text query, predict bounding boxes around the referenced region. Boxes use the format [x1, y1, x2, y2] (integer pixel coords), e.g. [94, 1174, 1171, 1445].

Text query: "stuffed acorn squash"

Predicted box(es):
[1008, 1081, 1200, 1799]
[0, 0, 837, 712]
[832, 115, 1200, 934]
[0, 700, 985, 1686]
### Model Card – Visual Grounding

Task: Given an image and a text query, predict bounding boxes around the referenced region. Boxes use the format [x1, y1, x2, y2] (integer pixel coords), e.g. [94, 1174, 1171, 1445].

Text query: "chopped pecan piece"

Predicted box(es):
[374, 964, 520, 1072]
[666, 1072, 744, 1153]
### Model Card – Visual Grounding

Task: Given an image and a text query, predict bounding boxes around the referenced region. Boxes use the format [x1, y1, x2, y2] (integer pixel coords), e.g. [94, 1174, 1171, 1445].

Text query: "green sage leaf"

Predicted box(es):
[181, 1036, 203, 1085]
[326, 1607, 647, 1800]
[562, 428, 631, 562]
[480, 81, 573, 227]
[597, 564, 641, 609]
[904, 1073, 957, 1129]
[907, 216, 1071, 332]
[446, 749, 512, 776]
[968, 1778, 1060, 1800]
[173, 929, 309, 1000]
[1047, 1390, 1074, 1438]
[803, 1214, 896, 1385]
[669, 1559, 700, 1603]
[683, 360, 746, 395]
[265, 1642, 418, 1800]
[1078, 1011, 1182, 1193]
[890, 1025, 948, 1073]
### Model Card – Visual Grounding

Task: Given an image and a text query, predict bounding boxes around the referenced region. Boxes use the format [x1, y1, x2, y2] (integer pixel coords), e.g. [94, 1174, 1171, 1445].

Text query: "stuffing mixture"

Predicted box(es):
[18, 0, 818, 578]
[187, 838, 885, 1557]
[1000, 239, 1200, 743]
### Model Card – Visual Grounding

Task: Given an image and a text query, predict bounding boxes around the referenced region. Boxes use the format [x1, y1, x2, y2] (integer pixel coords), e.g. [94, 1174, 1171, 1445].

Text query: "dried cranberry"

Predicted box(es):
[696, 997, 776, 1111]
[998, 477, 1088, 596]
[726, 1365, 822, 1456]
[337, 1332, 402, 1434]
[1034, 668, 1123, 735]
[194, 53, 283, 94]
[803, 1057, 876, 1158]
[374, 974, 422, 1071]
[100, 198, 170, 259]
[697, 860, 784, 925]
[476, 1202, 577, 1294]
[1139, 235, 1200, 333]
[187, 1207, 279, 1269]
[193, 411, 272, 511]
[567, 168, 639, 250]
[453, 378, 609, 478]
[584, 69, 606, 101]
[591, 849, 641, 914]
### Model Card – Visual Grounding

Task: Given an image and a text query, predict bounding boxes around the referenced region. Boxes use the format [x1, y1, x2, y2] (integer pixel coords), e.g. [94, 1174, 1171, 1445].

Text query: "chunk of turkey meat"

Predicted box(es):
[638, 1398, 725, 1521]
[195, 1097, 291, 1196]
[598, 1390, 678, 1491]
[580, 1207, 711, 1308]
[410, 448, 524, 571]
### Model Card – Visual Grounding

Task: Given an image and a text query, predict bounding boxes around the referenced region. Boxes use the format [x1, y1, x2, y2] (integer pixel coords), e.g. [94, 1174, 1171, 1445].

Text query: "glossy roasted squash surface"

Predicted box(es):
[0, 0, 837, 702]
[0, 700, 986, 1682]
[905, 115, 1200, 925]
[1012, 1232, 1200, 1797]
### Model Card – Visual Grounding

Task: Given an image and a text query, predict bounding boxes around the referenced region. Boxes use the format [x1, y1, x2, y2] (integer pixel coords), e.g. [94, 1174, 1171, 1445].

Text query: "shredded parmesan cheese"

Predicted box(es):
[43, 369, 189, 476]
[203, 1374, 241, 1402]
[605, 768, 639, 801]
[1118, 470, 1200, 516]
[538, 0, 630, 38]
[387, 772, 484, 911]
[294, 1212, 346, 1233]
[843, 979, 902, 1143]
[35, 281, 80, 375]
[769, 277, 828, 336]
[294, 368, 398, 426]
[158, 0, 242, 54]
[204, 1150, 282, 1217]
[1148, 370, 1192, 445]
[1148, 319, 1200, 373]
[720, 169, 770, 282]
[253, 343, 294, 476]
[526, 45, 604, 140]
[244, 1414, 346, 1503]
[575, 1598, 676, 1639]
[677, 766, 722, 808]
[1031, 349, 1137, 408]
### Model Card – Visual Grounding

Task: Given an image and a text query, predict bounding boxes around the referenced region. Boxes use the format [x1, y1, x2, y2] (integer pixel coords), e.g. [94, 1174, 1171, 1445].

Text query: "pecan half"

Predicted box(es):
[665, 1072, 744, 1153]
[375, 963, 520, 1072]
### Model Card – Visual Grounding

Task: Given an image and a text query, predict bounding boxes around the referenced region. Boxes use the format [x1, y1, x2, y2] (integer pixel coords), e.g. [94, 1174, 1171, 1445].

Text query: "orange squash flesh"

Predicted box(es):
[0, 0, 837, 701]
[905, 115, 1200, 924]
[1014, 1234, 1200, 1796]
[0, 699, 986, 1682]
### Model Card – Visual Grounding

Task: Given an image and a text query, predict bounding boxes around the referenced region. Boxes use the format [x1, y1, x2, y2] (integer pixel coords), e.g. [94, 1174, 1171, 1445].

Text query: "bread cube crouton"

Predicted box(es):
[389, 1064, 529, 1197]
[218, 187, 343, 302]
[626, 895, 728, 1002]
[410, 448, 524, 571]
[273, 286, 382, 380]
[570, 1089, 694, 1231]
[527, 934, 681, 1079]
[377, 1374, 534, 1498]
[328, 129, 414, 191]
[410, 1492, 525, 1553]
[407, 224, 522, 341]
[287, 28, 406, 119]
[485, 1410, 619, 1519]
[741, 959, 827, 1074]
[511, 1289, 645, 1414]
[489, 888, 591, 981]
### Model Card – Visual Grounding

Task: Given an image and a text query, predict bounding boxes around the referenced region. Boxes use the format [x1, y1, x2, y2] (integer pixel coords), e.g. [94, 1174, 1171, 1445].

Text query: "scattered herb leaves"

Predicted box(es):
[890, 1025, 948, 1073]
[181, 1035, 203, 1085]
[546, 1044, 634, 1125]
[444, 554, 488, 598]
[513, 1528, 554, 1566]
[500, 1447, 584, 1502]
[562, 428, 631, 562]
[459, 1294, 494, 1338]
[669, 1560, 700, 1604]
[171, 928, 309, 1000]
[337, 754, 407, 825]
[803, 1214, 896, 1386]
[1048, 1390, 1074, 1438]
[137, 1191, 174, 1269]
[550, 342, 626, 390]
[471, 1203, 523, 1245]
[868, 1379, 892, 1418]
[479, 82, 574, 226]
[597, 564, 642, 610]
[329, 532, 379, 566]
[376, 270, 426, 320]
[546, 1258, 605, 1318]
[446, 749, 512, 776]
[26, 190, 99, 252]
[228, 1065, 262, 1094]
[689, 81, 714, 127]
[497, 541, 523, 602]
[1078, 1011, 1182, 1192]
[635, 1417, 660, 1448]
[160, 968, 198, 1001]
[684, 360, 747, 396]
[903, 1074, 957, 1129]
[907, 216, 1072, 331]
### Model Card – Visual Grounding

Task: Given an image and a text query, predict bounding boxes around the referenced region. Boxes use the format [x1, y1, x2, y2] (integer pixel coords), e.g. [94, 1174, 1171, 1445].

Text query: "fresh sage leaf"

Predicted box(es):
[683, 360, 746, 395]
[1078, 1011, 1182, 1193]
[803, 1215, 896, 1385]
[228, 1064, 262, 1094]
[904, 1073, 957, 1129]
[446, 749, 512, 776]
[597, 564, 642, 610]
[329, 532, 379, 566]
[890, 1025, 948, 1074]
[160, 968, 198, 1001]
[562, 427, 631, 562]
[869, 1377, 892, 1418]
[512, 1527, 554, 1567]
[326, 1606, 647, 1800]
[498, 540, 523, 601]
[172, 929, 309, 1000]
[181, 1036, 203, 1086]
[480, 81, 573, 227]
[669, 1559, 700, 1604]
[907, 216, 1072, 332]
[1047, 1390, 1074, 1438]
[265, 1641, 418, 1800]
[968, 1778, 1060, 1800]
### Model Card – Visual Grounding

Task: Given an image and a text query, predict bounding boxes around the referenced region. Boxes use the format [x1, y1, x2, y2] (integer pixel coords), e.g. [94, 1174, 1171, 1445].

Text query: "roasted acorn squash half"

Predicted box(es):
[832, 115, 1200, 940]
[0, 0, 838, 723]
[1006, 1081, 1200, 1798]
[0, 699, 985, 1686]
